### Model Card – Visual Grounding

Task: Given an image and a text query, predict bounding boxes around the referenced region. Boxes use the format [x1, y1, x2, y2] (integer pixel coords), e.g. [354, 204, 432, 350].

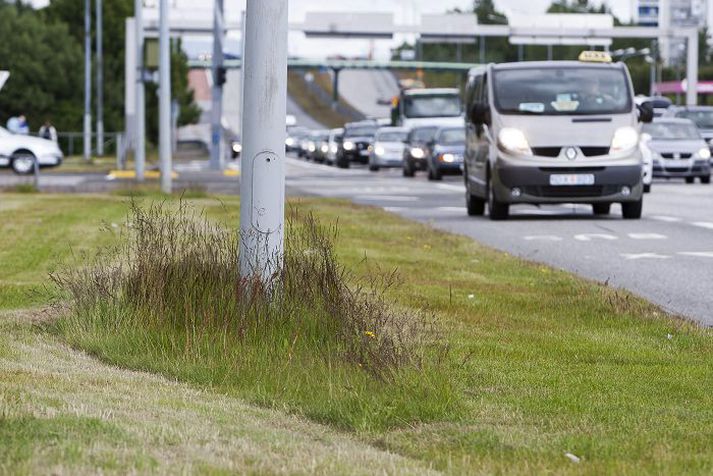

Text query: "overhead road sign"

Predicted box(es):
[509, 13, 614, 46]
[302, 12, 394, 39]
[187, 58, 480, 73]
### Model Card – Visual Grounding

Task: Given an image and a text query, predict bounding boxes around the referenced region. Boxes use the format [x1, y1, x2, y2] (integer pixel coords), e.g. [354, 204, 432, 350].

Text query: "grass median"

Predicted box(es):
[1, 192, 712, 474]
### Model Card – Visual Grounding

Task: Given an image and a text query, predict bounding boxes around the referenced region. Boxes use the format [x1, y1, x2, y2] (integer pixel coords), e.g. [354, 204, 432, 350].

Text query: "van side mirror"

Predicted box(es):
[638, 102, 654, 124]
[469, 102, 489, 125]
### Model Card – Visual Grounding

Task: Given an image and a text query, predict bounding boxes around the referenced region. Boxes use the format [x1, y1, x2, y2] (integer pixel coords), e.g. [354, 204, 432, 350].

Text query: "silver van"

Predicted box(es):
[464, 54, 653, 220]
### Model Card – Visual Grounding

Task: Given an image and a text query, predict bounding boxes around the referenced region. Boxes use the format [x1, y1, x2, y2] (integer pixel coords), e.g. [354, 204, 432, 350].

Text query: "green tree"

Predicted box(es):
[0, 3, 84, 131]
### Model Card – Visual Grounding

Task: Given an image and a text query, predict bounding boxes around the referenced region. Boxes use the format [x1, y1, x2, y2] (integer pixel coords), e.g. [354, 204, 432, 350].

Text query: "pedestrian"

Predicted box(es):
[17, 115, 29, 135]
[6, 115, 20, 133]
[39, 120, 58, 142]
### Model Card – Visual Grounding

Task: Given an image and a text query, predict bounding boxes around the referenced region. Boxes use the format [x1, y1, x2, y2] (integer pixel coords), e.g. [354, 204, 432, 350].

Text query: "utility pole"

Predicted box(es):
[210, 0, 225, 170]
[83, 0, 92, 162]
[134, 0, 145, 181]
[159, 0, 172, 193]
[96, 0, 104, 156]
[239, 0, 288, 282]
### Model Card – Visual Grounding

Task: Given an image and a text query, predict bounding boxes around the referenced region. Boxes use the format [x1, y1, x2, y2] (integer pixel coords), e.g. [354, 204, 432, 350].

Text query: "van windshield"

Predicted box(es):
[403, 95, 461, 118]
[493, 67, 632, 116]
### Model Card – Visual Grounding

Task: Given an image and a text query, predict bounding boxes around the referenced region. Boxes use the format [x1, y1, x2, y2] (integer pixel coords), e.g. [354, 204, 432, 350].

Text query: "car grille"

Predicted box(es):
[531, 147, 610, 158]
[356, 142, 369, 151]
[661, 153, 693, 159]
[523, 185, 620, 198]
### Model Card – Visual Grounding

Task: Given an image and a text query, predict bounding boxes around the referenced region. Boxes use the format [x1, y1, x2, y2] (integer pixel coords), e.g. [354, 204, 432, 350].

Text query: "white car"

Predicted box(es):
[368, 127, 409, 171]
[640, 132, 654, 193]
[0, 126, 63, 174]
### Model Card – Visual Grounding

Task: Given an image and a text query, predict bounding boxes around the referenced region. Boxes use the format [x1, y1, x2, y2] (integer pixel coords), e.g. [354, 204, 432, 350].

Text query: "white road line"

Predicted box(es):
[574, 233, 618, 241]
[621, 253, 671, 260]
[628, 233, 667, 240]
[649, 215, 682, 222]
[436, 206, 465, 212]
[678, 251, 713, 258]
[523, 235, 564, 241]
[354, 195, 419, 202]
[435, 183, 464, 192]
[691, 222, 713, 230]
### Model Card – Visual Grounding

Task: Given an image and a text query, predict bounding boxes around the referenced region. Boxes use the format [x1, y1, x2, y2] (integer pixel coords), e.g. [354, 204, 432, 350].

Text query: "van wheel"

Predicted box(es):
[466, 190, 485, 216]
[487, 181, 509, 220]
[622, 199, 643, 219]
[700, 175, 711, 184]
[592, 203, 611, 215]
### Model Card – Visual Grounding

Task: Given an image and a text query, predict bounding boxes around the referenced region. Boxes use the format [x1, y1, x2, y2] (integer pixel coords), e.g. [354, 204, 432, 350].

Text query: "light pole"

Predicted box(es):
[96, 0, 104, 156]
[210, 0, 225, 170]
[158, 0, 172, 193]
[239, 0, 288, 282]
[83, 0, 92, 162]
[134, 0, 145, 181]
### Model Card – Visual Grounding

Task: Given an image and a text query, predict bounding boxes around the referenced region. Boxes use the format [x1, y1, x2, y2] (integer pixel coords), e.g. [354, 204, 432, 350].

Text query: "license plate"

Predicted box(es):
[360, 150, 370, 157]
[549, 174, 595, 186]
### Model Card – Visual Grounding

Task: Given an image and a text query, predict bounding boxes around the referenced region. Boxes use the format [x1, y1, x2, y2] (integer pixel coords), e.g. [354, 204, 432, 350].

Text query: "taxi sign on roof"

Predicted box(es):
[578, 51, 612, 63]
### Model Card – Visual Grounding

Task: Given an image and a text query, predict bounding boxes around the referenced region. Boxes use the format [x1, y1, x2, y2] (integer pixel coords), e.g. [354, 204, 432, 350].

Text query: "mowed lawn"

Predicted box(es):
[1, 192, 712, 474]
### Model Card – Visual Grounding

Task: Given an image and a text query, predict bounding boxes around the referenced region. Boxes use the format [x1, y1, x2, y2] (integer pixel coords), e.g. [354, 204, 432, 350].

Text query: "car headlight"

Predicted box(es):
[698, 147, 711, 160]
[330, 144, 338, 153]
[498, 128, 532, 155]
[343, 141, 355, 151]
[285, 137, 295, 147]
[440, 153, 456, 163]
[374, 146, 385, 156]
[232, 143, 242, 153]
[321, 144, 329, 153]
[308, 142, 316, 152]
[610, 127, 639, 153]
[410, 147, 424, 159]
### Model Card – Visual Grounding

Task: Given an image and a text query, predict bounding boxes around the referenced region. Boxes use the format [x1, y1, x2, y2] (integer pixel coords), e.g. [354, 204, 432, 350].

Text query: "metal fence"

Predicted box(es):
[27, 131, 122, 157]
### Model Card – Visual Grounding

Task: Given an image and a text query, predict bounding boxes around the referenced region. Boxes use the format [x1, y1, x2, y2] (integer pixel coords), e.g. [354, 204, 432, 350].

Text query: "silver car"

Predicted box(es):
[368, 127, 408, 171]
[643, 118, 711, 184]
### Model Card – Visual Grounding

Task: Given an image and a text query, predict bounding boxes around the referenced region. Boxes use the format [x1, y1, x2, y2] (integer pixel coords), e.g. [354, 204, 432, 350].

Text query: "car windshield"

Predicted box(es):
[403, 95, 461, 118]
[438, 128, 465, 145]
[494, 67, 632, 115]
[345, 126, 377, 137]
[0, 126, 12, 137]
[643, 122, 701, 140]
[410, 127, 438, 143]
[675, 110, 713, 129]
[377, 131, 407, 142]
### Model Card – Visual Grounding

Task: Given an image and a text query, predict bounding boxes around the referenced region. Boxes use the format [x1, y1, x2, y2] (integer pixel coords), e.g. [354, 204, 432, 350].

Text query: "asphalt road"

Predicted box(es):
[284, 156, 713, 327]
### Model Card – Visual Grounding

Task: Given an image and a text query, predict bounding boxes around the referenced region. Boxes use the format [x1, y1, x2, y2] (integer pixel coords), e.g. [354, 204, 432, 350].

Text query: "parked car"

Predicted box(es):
[664, 105, 713, 151]
[427, 126, 466, 181]
[402, 125, 439, 177]
[325, 128, 344, 166]
[336, 121, 378, 168]
[368, 127, 408, 171]
[642, 118, 711, 184]
[0, 126, 63, 174]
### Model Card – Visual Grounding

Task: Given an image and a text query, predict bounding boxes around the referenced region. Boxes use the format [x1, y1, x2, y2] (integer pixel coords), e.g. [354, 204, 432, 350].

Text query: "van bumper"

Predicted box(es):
[492, 160, 643, 204]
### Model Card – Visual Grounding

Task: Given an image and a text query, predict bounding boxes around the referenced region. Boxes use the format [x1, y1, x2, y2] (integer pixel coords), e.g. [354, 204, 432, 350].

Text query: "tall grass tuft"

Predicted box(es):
[52, 201, 457, 430]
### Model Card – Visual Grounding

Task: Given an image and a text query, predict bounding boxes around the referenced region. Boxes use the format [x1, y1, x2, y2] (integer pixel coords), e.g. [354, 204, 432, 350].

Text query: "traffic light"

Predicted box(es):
[216, 66, 227, 86]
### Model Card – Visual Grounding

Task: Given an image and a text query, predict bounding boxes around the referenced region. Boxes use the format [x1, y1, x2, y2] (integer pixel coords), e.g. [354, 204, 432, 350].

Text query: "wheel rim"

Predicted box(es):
[13, 154, 34, 174]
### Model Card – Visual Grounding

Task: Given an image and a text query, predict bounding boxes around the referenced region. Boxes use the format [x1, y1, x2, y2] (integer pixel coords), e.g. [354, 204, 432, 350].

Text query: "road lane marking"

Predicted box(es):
[523, 235, 564, 241]
[435, 183, 464, 192]
[649, 215, 682, 222]
[621, 253, 671, 260]
[436, 206, 465, 212]
[691, 222, 713, 230]
[574, 233, 618, 241]
[354, 195, 419, 202]
[628, 233, 667, 240]
[678, 251, 713, 258]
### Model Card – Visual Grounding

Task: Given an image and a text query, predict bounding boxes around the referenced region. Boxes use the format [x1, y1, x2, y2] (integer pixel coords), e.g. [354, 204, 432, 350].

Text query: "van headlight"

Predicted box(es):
[610, 127, 639, 153]
[410, 147, 425, 159]
[343, 141, 355, 151]
[698, 147, 711, 160]
[498, 128, 532, 155]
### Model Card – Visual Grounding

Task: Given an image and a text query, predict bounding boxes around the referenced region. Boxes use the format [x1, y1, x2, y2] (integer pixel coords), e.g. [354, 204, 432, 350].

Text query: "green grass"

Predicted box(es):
[1, 192, 712, 474]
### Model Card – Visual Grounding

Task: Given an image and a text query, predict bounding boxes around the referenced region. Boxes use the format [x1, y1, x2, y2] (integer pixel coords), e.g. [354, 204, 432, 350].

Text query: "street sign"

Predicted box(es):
[0, 71, 9, 92]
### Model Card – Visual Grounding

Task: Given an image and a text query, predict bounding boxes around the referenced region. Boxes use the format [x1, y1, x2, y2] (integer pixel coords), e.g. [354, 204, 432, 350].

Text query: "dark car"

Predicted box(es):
[426, 126, 466, 181]
[336, 121, 378, 168]
[402, 125, 438, 177]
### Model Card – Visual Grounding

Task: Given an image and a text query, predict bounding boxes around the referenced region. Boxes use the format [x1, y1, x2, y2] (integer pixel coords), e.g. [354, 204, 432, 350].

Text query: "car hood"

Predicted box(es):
[0, 134, 60, 153]
[433, 144, 465, 154]
[497, 113, 634, 147]
[647, 139, 707, 154]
